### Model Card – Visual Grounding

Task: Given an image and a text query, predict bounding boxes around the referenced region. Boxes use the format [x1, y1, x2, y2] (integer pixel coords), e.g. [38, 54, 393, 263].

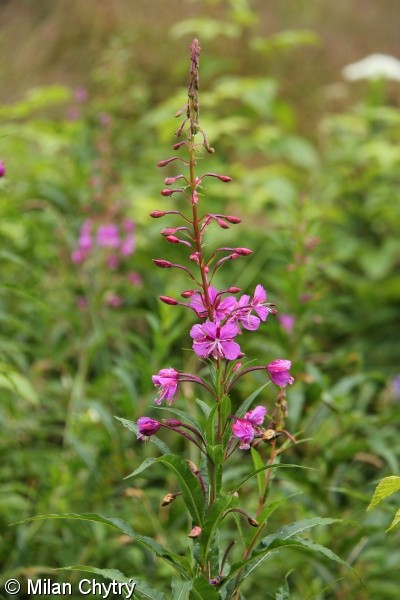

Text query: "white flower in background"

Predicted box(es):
[342, 53, 400, 81]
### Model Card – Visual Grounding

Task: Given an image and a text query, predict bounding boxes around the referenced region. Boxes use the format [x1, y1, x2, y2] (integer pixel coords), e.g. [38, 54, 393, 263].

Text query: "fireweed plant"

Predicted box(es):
[125, 40, 349, 598]
[16, 40, 350, 600]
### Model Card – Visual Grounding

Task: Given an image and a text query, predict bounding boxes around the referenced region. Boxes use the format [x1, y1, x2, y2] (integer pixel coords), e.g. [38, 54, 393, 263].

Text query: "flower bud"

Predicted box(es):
[218, 175, 232, 182]
[161, 188, 174, 196]
[164, 419, 182, 427]
[227, 286, 241, 293]
[150, 210, 166, 218]
[181, 290, 195, 298]
[248, 517, 259, 527]
[157, 157, 179, 167]
[160, 228, 177, 236]
[160, 296, 178, 305]
[234, 247, 253, 255]
[216, 218, 230, 229]
[225, 215, 241, 224]
[173, 141, 186, 150]
[153, 259, 173, 268]
[166, 235, 180, 244]
[161, 492, 179, 507]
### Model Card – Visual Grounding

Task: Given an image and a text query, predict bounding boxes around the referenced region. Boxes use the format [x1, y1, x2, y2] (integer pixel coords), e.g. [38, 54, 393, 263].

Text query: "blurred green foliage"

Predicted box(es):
[1, 2, 400, 598]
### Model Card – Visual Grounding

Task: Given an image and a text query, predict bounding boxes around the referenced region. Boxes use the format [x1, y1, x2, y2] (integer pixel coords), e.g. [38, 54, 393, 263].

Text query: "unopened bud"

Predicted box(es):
[157, 157, 178, 167]
[216, 218, 230, 229]
[188, 525, 202, 538]
[153, 259, 173, 268]
[218, 175, 232, 182]
[164, 177, 176, 185]
[166, 235, 180, 244]
[161, 188, 174, 197]
[164, 419, 182, 427]
[150, 210, 166, 218]
[160, 296, 178, 305]
[226, 215, 241, 224]
[248, 517, 259, 527]
[173, 141, 186, 150]
[161, 228, 177, 236]
[228, 286, 241, 293]
[181, 290, 195, 298]
[187, 460, 200, 475]
[234, 247, 253, 255]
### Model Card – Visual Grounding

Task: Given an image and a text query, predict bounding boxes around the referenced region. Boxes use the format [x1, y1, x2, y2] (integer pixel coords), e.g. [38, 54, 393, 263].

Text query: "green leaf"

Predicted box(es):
[115, 417, 170, 455]
[233, 463, 310, 492]
[236, 383, 269, 418]
[171, 578, 193, 600]
[387, 508, 400, 532]
[260, 517, 341, 548]
[275, 570, 293, 600]
[189, 576, 220, 600]
[367, 476, 400, 511]
[206, 403, 219, 446]
[196, 399, 211, 418]
[13, 513, 191, 577]
[61, 566, 165, 600]
[126, 455, 205, 525]
[154, 405, 202, 433]
[250, 448, 266, 498]
[200, 494, 234, 564]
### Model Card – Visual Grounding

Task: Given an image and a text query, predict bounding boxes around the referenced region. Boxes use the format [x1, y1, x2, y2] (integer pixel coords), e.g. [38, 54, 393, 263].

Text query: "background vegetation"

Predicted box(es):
[1, 1, 399, 598]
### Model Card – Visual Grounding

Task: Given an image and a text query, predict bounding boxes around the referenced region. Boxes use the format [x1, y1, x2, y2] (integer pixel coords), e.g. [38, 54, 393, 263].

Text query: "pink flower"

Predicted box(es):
[78, 220, 92, 251]
[71, 249, 87, 264]
[235, 294, 260, 331]
[267, 359, 294, 388]
[244, 405, 267, 425]
[137, 416, 161, 440]
[0, 160, 5, 177]
[105, 293, 123, 308]
[232, 418, 254, 450]
[97, 224, 120, 248]
[279, 314, 295, 334]
[107, 254, 119, 269]
[232, 405, 267, 450]
[128, 271, 142, 286]
[190, 321, 241, 360]
[120, 234, 135, 256]
[251, 285, 271, 321]
[152, 368, 179, 405]
[189, 287, 236, 320]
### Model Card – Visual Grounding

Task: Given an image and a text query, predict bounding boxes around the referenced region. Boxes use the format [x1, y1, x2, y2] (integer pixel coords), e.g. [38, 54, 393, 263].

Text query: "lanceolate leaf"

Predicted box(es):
[115, 416, 170, 454]
[13, 513, 191, 577]
[387, 508, 400, 532]
[61, 566, 166, 600]
[250, 448, 266, 498]
[126, 454, 205, 525]
[171, 578, 193, 600]
[189, 576, 220, 600]
[236, 383, 269, 418]
[367, 476, 400, 511]
[200, 494, 234, 563]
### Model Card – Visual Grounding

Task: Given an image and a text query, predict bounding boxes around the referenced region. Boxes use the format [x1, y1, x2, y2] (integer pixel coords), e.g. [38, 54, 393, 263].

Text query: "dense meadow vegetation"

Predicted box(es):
[1, 2, 399, 598]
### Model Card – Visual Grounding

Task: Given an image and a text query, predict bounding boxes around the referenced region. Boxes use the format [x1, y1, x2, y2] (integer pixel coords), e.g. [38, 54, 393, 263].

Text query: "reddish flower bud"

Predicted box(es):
[153, 259, 173, 268]
[228, 286, 241, 293]
[234, 247, 253, 255]
[181, 290, 195, 298]
[164, 177, 176, 185]
[225, 215, 241, 224]
[161, 188, 174, 196]
[173, 141, 186, 150]
[190, 252, 200, 263]
[218, 175, 232, 182]
[150, 210, 166, 218]
[166, 235, 180, 244]
[161, 227, 177, 236]
[216, 218, 230, 229]
[164, 419, 182, 427]
[160, 295, 178, 305]
[157, 157, 179, 167]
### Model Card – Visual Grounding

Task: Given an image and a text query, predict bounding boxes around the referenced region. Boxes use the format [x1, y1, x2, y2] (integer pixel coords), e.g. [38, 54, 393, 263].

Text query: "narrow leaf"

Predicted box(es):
[367, 476, 400, 511]
[387, 508, 400, 532]
[236, 383, 269, 417]
[200, 494, 233, 563]
[189, 576, 220, 600]
[171, 578, 193, 600]
[250, 448, 266, 498]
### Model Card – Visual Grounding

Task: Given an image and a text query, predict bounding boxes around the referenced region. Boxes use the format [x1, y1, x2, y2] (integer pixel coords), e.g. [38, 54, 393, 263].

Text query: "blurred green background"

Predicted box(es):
[1, 1, 399, 598]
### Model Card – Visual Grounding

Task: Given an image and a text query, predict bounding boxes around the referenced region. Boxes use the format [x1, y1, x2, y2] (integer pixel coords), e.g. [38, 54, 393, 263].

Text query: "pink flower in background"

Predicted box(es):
[152, 368, 180, 405]
[137, 416, 161, 440]
[190, 321, 241, 360]
[123, 218, 135, 232]
[71, 249, 87, 264]
[267, 359, 294, 388]
[0, 160, 6, 177]
[120, 234, 135, 256]
[128, 271, 142, 286]
[107, 254, 119, 269]
[78, 220, 92, 251]
[76, 296, 88, 309]
[74, 86, 88, 103]
[105, 293, 123, 308]
[279, 313, 295, 334]
[97, 224, 120, 248]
